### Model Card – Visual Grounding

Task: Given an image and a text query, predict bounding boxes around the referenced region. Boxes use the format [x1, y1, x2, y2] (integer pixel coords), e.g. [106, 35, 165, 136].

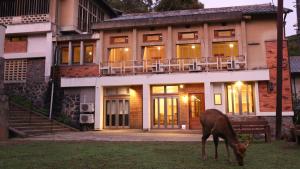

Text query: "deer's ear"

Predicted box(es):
[244, 140, 250, 148]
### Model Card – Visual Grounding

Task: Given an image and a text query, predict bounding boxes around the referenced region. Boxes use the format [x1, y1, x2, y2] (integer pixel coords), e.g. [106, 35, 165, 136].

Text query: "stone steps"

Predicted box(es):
[8, 103, 78, 137]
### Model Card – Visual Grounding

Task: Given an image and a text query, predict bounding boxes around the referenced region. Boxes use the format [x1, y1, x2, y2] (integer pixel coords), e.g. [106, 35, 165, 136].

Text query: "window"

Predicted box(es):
[166, 86, 179, 94]
[60, 47, 69, 64]
[143, 34, 163, 42]
[152, 85, 179, 94]
[84, 45, 93, 63]
[6, 36, 27, 42]
[72, 46, 80, 64]
[110, 36, 128, 44]
[214, 94, 222, 105]
[4, 59, 27, 83]
[176, 44, 201, 59]
[214, 29, 235, 38]
[108, 48, 131, 63]
[143, 46, 165, 60]
[152, 86, 165, 94]
[212, 41, 238, 57]
[178, 32, 198, 40]
[226, 82, 254, 115]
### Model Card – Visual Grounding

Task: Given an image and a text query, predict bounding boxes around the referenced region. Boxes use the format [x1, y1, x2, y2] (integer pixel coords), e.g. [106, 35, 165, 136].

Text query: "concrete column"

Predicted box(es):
[99, 31, 104, 62]
[132, 28, 137, 60]
[241, 21, 248, 68]
[254, 82, 260, 114]
[204, 82, 213, 109]
[167, 26, 173, 59]
[45, 32, 53, 82]
[95, 35, 101, 64]
[68, 41, 72, 65]
[80, 41, 84, 65]
[143, 84, 151, 131]
[203, 23, 209, 58]
[94, 85, 104, 130]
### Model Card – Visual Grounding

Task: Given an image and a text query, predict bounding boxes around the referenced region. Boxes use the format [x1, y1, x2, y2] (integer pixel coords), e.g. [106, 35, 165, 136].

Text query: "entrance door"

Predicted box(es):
[153, 97, 179, 129]
[189, 94, 205, 129]
[105, 99, 129, 128]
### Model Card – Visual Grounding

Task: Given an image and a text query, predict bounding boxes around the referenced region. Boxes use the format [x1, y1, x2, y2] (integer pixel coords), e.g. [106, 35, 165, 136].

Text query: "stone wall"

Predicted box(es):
[62, 93, 80, 126]
[4, 58, 49, 108]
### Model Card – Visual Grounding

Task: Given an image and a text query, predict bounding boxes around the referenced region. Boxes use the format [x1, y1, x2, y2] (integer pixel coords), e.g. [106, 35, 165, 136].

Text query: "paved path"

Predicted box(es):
[14, 130, 209, 142]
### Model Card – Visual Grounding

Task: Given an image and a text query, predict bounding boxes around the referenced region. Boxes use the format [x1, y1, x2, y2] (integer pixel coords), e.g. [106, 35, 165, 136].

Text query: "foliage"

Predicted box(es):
[155, 0, 204, 12]
[55, 113, 72, 126]
[106, 0, 204, 13]
[0, 141, 300, 169]
[287, 35, 300, 56]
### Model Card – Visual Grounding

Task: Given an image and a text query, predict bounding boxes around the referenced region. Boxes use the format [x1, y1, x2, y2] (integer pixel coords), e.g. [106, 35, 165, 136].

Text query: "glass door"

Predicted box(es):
[106, 99, 130, 128]
[153, 97, 179, 129]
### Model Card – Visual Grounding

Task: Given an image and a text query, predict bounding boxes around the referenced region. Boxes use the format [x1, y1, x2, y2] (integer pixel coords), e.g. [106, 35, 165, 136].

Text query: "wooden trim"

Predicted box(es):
[214, 29, 235, 38]
[110, 36, 129, 44]
[178, 31, 198, 40]
[143, 34, 163, 43]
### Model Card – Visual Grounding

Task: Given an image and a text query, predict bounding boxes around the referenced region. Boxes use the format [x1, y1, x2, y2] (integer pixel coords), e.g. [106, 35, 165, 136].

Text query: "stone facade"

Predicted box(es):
[62, 93, 81, 126]
[4, 58, 49, 108]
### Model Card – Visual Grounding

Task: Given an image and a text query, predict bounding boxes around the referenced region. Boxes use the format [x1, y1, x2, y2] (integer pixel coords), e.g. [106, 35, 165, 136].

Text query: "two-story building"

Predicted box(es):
[58, 4, 294, 134]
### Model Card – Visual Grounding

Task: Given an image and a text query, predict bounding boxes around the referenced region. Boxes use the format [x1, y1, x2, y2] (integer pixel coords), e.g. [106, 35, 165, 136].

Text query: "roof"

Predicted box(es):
[92, 3, 292, 30]
[94, 0, 119, 17]
[110, 3, 291, 21]
[290, 56, 300, 73]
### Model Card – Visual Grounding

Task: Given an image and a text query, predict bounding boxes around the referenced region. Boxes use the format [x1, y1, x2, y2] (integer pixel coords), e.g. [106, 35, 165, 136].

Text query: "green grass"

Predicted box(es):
[0, 141, 299, 169]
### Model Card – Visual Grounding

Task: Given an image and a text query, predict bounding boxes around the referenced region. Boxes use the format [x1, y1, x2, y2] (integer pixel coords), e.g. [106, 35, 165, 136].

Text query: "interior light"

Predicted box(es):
[235, 81, 243, 88]
[179, 84, 184, 89]
[124, 48, 129, 52]
[182, 95, 188, 104]
[88, 51, 93, 56]
[229, 43, 234, 48]
[157, 46, 161, 50]
[191, 45, 196, 49]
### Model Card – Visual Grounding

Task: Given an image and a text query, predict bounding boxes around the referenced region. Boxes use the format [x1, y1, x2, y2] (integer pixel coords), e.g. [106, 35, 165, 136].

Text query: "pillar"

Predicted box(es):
[203, 23, 209, 58]
[94, 85, 104, 130]
[68, 41, 72, 65]
[143, 84, 151, 131]
[132, 28, 137, 60]
[80, 41, 84, 65]
[167, 26, 173, 59]
[204, 82, 213, 109]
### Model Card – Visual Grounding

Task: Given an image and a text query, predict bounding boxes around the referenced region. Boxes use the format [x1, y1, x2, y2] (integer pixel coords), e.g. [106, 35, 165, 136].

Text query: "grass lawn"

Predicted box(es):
[0, 141, 299, 169]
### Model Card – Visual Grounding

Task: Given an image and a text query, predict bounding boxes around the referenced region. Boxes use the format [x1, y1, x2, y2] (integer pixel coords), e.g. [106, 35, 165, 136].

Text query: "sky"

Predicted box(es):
[200, 0, 297, 36]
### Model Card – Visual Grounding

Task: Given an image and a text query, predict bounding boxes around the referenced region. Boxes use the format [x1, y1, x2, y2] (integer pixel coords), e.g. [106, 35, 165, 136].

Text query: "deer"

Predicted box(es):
[200, 109, 249, 166]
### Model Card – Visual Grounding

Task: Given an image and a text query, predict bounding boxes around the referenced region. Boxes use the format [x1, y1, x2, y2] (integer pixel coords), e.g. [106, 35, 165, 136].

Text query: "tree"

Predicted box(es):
[155, 0, 204, 12]
[105, 0, 150, 13]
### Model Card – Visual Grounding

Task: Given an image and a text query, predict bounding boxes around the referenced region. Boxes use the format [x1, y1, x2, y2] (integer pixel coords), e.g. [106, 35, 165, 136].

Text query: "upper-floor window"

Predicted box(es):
[176, 44, 201, 59]
[110, 36, 129, 44]
[0, 0, 50, 17]
[143, 46, 165, 60]
[212, 41, 238, 57]
[78, 0, 105, 32]
[178, 32, 198, 40]
[143, 34, 163, 43]
[214, 29, 235, 38]
[152, 85, 179, 94]
[72, 46, 80, 64]
[108, 48, 130, 63]
[84, 45, 94, 63]
[4, 59, 27, 83]
[60, 47, 69, 65]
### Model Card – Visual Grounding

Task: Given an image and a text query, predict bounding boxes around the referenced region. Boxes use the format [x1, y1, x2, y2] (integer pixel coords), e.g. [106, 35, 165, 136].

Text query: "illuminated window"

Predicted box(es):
[84, 45, 93, 63]
[214, 29, 235, 38]
[72, 46, 80, 64]
[4, 59, 27, 83]
[143, 46, 165, 60]
[212, 41, 238, 57]
[178, 32, 198, 40]
[152, 86, 165, 94]
[108, 48, 131, 62]
[166, 86, 179, 94]
[143, 34, 163, 42]
[176, 44, 201, 59]
[214, 94, 222, 105]
[227, 82, 254, 115]
[110, 36, 128, 44]
[60, 47, 69, 64]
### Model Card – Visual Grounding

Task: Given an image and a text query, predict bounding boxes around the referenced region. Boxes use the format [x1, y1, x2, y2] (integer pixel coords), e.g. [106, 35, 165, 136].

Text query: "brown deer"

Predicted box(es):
[200, 109, 249, 166]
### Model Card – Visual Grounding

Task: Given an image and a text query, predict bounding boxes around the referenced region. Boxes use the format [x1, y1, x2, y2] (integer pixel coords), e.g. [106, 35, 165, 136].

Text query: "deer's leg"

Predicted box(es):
[225, 139, 231, 162]
[202, 129, 210, 160]
[213, 135, 219, 160]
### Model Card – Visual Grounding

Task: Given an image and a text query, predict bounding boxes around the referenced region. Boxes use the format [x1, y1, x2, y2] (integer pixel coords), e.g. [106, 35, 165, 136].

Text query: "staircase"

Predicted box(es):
[8, 103, 78, 137]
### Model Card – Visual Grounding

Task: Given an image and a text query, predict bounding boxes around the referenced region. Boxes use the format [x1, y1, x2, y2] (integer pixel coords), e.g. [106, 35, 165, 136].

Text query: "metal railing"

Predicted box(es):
[100, 56, 247, 76]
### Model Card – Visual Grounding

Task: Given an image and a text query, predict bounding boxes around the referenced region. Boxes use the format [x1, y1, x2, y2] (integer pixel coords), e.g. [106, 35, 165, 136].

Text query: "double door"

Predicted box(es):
[153, 97, 179, 129]
[105, 99, 129, 128]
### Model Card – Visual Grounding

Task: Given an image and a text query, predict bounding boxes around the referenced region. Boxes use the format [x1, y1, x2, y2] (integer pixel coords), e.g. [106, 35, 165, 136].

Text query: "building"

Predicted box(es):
[0, 0, 117, 108]
[57, 4, 294, 134]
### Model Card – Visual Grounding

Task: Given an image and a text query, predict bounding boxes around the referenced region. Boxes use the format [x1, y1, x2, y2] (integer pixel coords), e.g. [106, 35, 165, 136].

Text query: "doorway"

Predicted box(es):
[153, 97, 179, 129]
[105, 99, 130, 128]
[189, 94, 205, 129]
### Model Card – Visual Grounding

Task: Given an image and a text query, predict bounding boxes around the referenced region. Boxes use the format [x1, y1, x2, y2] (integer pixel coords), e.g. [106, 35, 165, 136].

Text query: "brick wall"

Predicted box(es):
[258, 41, 293, 112]
[59, 65, 99, 77]
[4, 40, 27, 53]
[129, 86, 143, 129]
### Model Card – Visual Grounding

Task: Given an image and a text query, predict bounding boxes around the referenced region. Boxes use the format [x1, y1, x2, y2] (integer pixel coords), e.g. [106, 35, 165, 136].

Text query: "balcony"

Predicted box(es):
[0, 14, 50, 25]
[100, 56, 246, 76]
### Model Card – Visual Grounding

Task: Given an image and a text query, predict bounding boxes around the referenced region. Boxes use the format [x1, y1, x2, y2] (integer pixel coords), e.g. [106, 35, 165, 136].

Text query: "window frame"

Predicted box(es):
[60, 46, 69, 65]
[84, 45, 94, 64]
[72, 45, 81, 65]
[110, 36, 129, 44]
[178, 32, 198, 40]
[143, 34, 163, 43]
[214, 29, 236, 38]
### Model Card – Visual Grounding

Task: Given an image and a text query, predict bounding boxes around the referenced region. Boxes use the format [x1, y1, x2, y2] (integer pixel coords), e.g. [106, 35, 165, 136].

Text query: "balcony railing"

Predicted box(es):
[100, 56, 246, 76]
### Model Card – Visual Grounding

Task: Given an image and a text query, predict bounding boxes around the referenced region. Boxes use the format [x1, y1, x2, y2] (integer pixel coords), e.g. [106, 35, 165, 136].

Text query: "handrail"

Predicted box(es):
[100, 56, 247, 76]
